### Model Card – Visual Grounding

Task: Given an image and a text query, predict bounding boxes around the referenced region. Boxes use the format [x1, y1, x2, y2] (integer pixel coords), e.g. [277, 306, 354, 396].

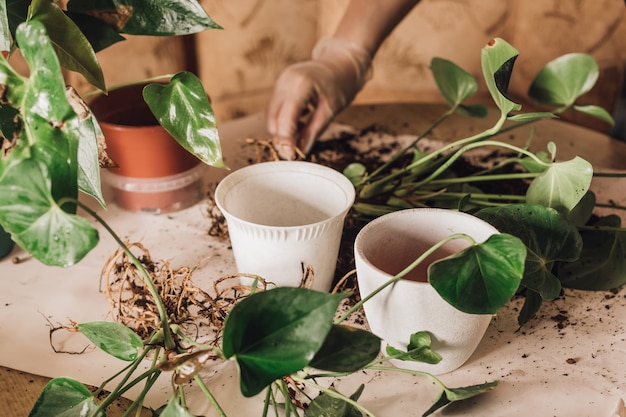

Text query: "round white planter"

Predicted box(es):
[215, 161, 355, 292]
[354, 208, 498, 374]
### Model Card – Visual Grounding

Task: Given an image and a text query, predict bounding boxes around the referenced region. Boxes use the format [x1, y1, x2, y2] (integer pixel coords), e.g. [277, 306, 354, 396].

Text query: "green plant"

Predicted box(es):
[0, 0, 225, 267]
[0, 18, 619, 416]
[345, 37, 624, 325]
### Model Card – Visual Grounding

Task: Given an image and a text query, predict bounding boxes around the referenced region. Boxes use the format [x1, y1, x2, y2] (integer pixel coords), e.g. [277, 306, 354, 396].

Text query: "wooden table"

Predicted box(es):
[2, 102, 626, 416]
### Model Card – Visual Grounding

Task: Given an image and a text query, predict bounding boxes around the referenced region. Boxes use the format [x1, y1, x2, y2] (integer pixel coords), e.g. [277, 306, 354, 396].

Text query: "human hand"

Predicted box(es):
[267, 37, 372, 159]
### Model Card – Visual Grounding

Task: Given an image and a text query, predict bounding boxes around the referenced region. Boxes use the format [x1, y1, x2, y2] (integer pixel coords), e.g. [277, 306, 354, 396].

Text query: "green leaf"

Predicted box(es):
[143, 72, 226, 168]
[309, 325, 381, 372]
[222, 288, 346, 397]
[343, 162, 367, 186]
[481, 38, 521, 116]
[573, 104, 615, 126]
[65, 10, 125, 53]
[422, 381, 499, 417]
[16, 19, 82, 203]
[526, 156, 593, 214]
[66, 0, 222, 36]
[28, 0, 106, 91]
[528, 53, 598, 108]
[304, 385, 364, 417]
[385, 331, 442, 364]
[475, 204, 582, 300]
[507, 112, 556, 123]
[428, 234, 526, 314]
[517, 289, 543, 326]
[431, 57, 479, 110]
[0, 159, 99, 266]
[559, 215, 626, 290]
[29, 377, 102, 417]
[77, 321, 143, 361]
[159, 397, 196, 417]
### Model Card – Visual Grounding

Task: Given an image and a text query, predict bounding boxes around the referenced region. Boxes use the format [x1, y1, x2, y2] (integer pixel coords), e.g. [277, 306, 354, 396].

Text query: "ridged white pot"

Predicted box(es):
[215, 161, 355, 292]
[355, 208, 498, 375]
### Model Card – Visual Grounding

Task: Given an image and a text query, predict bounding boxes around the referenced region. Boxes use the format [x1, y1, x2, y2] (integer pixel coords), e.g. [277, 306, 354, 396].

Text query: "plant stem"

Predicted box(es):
[336, 233, 476, 324]
[290, 375, 376, 417]
[74, 199, 177, 351]
[194, 374, 228, 417]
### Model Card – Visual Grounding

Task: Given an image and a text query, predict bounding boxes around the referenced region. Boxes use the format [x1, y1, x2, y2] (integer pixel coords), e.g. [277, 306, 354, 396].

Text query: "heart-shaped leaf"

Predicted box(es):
[309, 324, 380, 372]
[77, 321, 143, 361]
[428, 233, 526, 314]
[29, 377, 102, 417]
[431, 57, 481, 115]
[222, 287, 346, 397]
[385, 331, 442, 364]
[528, 53, 598, 108]
[526, 156, 593, 214]
[143, 72, 226, 168]
[481, 38, 521, 116]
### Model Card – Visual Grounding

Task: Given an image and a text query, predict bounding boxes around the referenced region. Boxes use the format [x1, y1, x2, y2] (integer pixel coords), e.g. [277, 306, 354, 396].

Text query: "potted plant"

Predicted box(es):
[343, 37, 622, 326]
[0, 0, 225, 267]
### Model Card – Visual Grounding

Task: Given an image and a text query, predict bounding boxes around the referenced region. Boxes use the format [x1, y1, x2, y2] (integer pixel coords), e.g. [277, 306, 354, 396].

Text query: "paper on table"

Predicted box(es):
[1, 111, 626, 416]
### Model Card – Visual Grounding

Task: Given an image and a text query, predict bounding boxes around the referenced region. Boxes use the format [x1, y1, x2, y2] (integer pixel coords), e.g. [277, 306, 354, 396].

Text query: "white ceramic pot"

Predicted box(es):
[354, 208, 498, 375]
[215, 161, 355, 292]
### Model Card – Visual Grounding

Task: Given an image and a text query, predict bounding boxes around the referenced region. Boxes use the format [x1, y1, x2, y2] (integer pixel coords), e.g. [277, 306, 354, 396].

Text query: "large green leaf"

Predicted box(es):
[143, 72, 225, 168]
[0, 155, 98, 267]
[28, 0, 105, 91]
[222, 288, 346, 397]
[559, 215, 626, 290]
[29, 377, 102, 417]
[309, 324, 380, 372]
[66, 0, 222, 36]
[528, 53, 598, 108]
[475, 204, 582, 301]
[65, 10, 125, 53]
[526, 156, 593, 214]
[480, 38, 521, 116]
[17, 19, 81, 202]
[428, 233, 526, 314]
[77, 321, 143, 361]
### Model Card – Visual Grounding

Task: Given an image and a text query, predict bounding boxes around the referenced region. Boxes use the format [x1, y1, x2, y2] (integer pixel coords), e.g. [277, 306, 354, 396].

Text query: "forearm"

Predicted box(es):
[332, 0, 421, 56]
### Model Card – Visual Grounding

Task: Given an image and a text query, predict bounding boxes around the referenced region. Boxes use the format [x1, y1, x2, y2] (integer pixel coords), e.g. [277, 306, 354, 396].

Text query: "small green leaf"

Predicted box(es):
[309, 325, 380, 372]
[422, 381, 498, 417]
[222, 288, 346, 397]
[0, 2, 10, 53]
[143, 72, 226, 168]
[304, 385, 364, 417]
[29, 377, 102, 417]
[507, 112, 556, 122]
[526, 156, 593, 214]
[77, 321, 143, 361]
[573, 104, 615, 125]
[159, 396, 196, 417]
[428, 234, 526, 314]
[343, 162, 367, 186]
[518, 289, 543, 326]
[385, 331, 442, 364]
[431, 57, 479, 109]
[559, 215, 626, 290]
[528, 53, 598, 108]
[481, 38, 521, 116]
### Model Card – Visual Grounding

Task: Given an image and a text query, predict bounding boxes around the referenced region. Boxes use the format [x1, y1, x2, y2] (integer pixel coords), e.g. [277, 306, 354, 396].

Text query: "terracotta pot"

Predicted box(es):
[90, 83, 203, 213]
[354, 208, 497, 375]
